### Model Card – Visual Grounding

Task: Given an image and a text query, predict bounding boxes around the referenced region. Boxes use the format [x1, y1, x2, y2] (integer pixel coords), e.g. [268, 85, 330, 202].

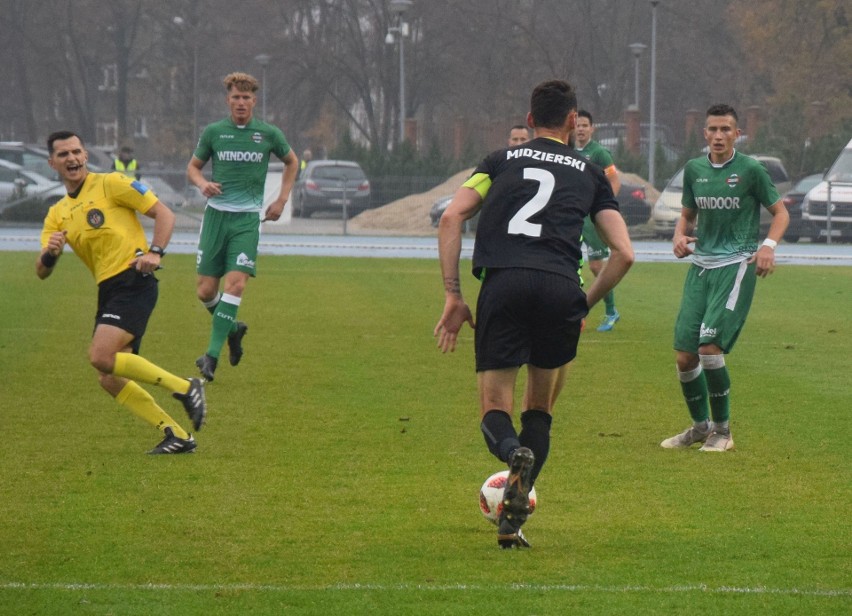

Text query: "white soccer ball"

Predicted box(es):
[478, 469, 537, 525]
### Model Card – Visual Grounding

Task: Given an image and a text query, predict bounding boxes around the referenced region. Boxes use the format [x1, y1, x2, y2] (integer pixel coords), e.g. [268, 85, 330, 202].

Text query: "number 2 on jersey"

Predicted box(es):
[507, 168, 555, 238]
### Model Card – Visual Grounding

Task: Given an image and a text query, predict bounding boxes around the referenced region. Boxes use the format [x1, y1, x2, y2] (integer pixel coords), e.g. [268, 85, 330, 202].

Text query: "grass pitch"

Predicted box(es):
[0, 251, 849, 615]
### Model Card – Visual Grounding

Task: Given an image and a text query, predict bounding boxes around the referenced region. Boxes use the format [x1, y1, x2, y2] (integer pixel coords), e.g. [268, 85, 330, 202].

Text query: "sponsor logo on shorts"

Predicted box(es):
[101, 313, 121, 321]
[236, 253, 255, 268]
[87, 209, 105, 228]
[700, 322, 717, 338]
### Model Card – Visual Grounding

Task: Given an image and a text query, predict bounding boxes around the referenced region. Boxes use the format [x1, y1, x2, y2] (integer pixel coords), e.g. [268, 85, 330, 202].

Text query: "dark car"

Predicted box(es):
[775, 173, 823, 243]
[291, 160, 370, 218]
[429, 194, 479, 232]
[617, 181, 650, 225]
[429, 181, 649, 229]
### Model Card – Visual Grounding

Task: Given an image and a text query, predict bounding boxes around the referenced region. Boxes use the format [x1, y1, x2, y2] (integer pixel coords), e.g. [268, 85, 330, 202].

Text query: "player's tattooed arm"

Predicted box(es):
[443, 276, 462, 296]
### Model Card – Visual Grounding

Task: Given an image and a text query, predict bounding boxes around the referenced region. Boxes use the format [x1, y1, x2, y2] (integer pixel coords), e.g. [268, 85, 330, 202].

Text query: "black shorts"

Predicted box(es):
[95, 269, 159, 354]
[475, 268, 587, 372]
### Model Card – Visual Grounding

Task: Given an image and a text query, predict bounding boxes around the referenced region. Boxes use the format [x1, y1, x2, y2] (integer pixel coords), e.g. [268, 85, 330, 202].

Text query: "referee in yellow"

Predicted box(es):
[37, 130, 207, 454]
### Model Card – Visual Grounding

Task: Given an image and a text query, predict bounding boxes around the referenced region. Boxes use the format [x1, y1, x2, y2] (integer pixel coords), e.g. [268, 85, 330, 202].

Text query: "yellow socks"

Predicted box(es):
[113, 352, 190, 395]
[115, 381, 190, 440]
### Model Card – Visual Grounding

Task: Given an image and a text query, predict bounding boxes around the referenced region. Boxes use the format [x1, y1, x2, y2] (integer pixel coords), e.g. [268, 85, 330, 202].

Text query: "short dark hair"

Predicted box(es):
[706, 103, 738, 123]
[578, 109, 593, 124]
[510, 124, 528, 132]
[47, 131, 83, 154]
[530, 80, 577, 129]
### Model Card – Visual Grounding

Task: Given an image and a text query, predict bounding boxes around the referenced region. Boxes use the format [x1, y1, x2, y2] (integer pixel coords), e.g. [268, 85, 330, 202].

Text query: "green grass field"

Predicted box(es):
[0, 251, 849, 615]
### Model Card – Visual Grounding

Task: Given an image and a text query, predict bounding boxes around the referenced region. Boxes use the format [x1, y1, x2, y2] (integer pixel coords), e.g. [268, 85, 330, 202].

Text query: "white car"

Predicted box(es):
[800, 137, 852, 242]
[650, 166, 685, 238]
[0, 159, 65, 211]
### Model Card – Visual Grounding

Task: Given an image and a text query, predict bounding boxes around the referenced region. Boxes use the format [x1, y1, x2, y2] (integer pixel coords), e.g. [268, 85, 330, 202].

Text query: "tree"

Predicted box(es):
[730, 0, 851, 134]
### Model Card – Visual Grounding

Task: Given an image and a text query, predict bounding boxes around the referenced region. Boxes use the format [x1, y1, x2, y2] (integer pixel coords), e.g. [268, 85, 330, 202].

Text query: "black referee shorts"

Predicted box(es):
[475, 268, 587, 372]
[95, 269, 159, 354]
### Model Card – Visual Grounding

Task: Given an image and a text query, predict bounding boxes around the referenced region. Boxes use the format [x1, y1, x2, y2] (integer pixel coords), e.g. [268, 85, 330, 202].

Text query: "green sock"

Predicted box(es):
[678, 365, 709, 423]
[203, 292, 237, 335]
[704, 364, 731, 424]
[207, 294, 241, 359]
[604, 291, 616, 315]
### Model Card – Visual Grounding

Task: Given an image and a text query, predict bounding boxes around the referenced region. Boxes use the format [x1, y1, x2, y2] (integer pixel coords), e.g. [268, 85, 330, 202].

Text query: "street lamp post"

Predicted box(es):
[628, 43, 646, 108]
[648, 1, 659, 188]
[254, 53, 271, 121]
[386, 0, 413, 145]
[173, 16, 199, 139]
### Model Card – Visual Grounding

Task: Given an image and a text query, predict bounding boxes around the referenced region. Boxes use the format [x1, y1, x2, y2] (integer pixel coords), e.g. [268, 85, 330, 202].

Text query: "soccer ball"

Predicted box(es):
[478, 469, 537, 525]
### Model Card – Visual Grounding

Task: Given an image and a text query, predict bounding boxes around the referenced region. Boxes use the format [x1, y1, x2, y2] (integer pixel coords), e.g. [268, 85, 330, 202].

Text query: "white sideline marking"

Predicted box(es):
[1, 581, 849, 597]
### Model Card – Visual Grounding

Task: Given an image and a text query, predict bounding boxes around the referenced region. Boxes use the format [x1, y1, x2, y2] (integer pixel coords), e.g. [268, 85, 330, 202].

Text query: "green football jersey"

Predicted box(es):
[577, 140, 616, 244]
[194, 117, 290, 212]
[575, 140, 614, 169]
[682, 151, 780, 268]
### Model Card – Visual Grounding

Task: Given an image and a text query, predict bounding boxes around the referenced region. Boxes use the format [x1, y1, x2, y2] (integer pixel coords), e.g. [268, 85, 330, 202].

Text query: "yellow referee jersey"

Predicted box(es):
[40, 172, 159, 284]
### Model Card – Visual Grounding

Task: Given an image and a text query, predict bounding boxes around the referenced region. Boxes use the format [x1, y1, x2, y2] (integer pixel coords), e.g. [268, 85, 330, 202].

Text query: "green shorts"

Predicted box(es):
[673, 260, 756, 354]
[196, 207, 261, 278]
[581, 216, 610, 261]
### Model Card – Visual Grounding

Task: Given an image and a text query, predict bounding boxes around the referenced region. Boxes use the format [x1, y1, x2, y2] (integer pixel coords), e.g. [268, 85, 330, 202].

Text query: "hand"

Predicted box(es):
[199, 180, 223, 198]
[673, 233, 696, 259]
[131, 251, 162, 275]
[262, 199, 286, 222]
[749, 245, 776, 277]
[433, 295, 475, 353]
[46, 230, 67, 256]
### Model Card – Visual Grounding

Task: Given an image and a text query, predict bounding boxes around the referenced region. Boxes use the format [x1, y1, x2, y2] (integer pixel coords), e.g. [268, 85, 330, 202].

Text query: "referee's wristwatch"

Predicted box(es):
[148, 245, 166, 257]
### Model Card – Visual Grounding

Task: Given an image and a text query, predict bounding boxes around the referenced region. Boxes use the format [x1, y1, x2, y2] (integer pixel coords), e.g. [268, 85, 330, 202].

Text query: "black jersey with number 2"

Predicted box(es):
[471, 136, 619, 283]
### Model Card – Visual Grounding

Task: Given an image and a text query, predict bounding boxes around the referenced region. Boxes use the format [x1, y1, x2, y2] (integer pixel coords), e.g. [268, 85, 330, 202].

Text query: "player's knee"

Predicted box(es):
[95, 371, 113, 389]
[224, 279, 246, 297]
[675, 351, 699, 373]
[89, 349, 115, 374]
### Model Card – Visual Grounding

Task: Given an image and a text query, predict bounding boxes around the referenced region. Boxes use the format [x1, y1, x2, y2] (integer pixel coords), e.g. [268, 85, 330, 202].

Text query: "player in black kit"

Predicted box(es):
[434, 80, 634, 548]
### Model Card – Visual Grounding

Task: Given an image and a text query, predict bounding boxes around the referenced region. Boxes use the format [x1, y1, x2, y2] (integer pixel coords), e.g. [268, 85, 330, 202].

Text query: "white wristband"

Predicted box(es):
[762, 238, 777, 249]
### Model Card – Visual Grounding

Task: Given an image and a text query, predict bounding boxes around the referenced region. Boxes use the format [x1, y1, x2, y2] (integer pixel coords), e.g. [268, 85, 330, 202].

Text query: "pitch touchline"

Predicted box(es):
[1, 581, 849, 597]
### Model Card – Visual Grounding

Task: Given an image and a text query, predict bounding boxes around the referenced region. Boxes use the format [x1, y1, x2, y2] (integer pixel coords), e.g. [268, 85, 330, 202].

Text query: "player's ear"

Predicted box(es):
[525, 112, 534, 130]
[567, 110, 577, 131]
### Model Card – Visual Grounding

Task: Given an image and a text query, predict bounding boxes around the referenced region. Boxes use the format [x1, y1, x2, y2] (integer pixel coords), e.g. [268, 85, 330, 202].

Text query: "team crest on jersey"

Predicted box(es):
[726, 174, 740, 188]
[87, 209, 105, 228]
[252, 132, 263, 144]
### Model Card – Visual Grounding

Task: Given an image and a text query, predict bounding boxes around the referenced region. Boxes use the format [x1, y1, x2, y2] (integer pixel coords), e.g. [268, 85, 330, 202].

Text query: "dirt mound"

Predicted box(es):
[348, 168, 473, 235]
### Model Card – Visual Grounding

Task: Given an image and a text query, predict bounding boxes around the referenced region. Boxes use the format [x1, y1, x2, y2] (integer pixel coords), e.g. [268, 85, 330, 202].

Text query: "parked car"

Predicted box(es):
[0, 159, 66, 222]
[290, 160, 370, 218]
[0, 142, 59, 179]
[652, 155, 791, 238]
[800, 137, 852, 242]
[0, 141, 106, 179]
[777, 173, 823, 243]
[429, 194, 479, 232]
[0, 158, 64, 206]
[617, 181, 650, 225]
